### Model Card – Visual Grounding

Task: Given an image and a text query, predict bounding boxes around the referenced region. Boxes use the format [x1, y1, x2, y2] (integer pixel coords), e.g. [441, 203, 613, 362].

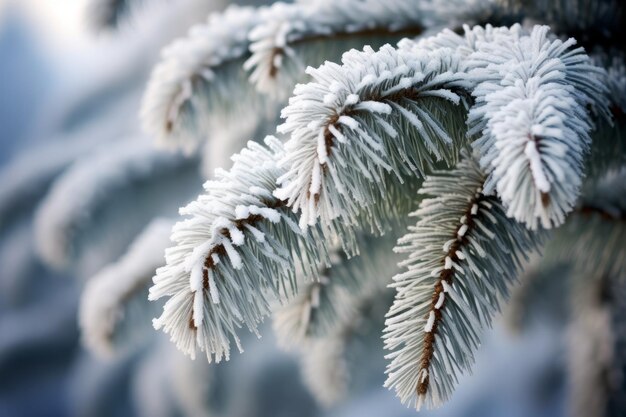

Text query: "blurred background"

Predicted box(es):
[0, 1, 579, 416]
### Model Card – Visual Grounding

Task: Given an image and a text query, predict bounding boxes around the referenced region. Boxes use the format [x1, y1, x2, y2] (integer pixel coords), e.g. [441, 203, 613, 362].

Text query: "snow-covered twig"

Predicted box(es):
[141, 0, 428, 150]
[384, 151, 543, 409]
[277, 43, 471, 229]
[468, 25, 610, 229]
[244, 0, 426, 98]
[140, 5, 263, 151]
[150, 137, 332, 362]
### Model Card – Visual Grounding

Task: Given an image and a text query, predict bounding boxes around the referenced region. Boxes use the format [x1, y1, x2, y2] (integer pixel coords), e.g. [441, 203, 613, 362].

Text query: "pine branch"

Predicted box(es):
[149, 137, 335, 362]
[243, 0, 426, 99]
[34, 140, 198, 270]
[467, 24, 610, 229]
[141, 0, 427, 151]
[384, 151, 544, 409]
[143, 20, 619, 412]
[416, 24, 612, 228]
[276, 43, 472, 229]
[79, 219, 172, 357]
[140, 5, 264, 151]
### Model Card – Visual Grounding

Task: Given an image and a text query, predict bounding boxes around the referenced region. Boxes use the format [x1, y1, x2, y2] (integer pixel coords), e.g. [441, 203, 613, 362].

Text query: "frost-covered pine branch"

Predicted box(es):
[141, 5, 263, 151]
[408, 23, 611, 229]
[384, 151, 543, 409]
[148, 23, 616, 406]
[149, 137, 335, 362]
[466, 25, 610, 229]
[79, 218, 173, 357]
[71, 0, 624, 412]
[277, 43, 471, 229]
[141, 0, 428, 151]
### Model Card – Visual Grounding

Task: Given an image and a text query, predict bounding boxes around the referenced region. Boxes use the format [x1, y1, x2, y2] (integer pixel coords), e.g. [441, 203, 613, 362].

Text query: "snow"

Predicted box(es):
[189, 264, 203, 292]
[309, 162, 322, 196]
[317, 130, 329, 164]
[356, 101, 392, 114]
[207, 269, 219, 304]
[193, 290, 204, 326]
[434, 292, 445, 309]
[424, 311, 436, 332]
[345, 93, 360, 105]
[337, 115, 359, 130]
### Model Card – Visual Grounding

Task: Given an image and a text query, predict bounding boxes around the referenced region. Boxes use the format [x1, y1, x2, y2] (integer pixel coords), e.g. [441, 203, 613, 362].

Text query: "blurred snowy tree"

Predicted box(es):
[2, 0, 625, 416]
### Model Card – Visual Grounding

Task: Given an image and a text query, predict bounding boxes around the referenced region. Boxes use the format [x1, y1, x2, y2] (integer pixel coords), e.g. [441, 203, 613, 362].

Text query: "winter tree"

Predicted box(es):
[6, 0, 625, 415]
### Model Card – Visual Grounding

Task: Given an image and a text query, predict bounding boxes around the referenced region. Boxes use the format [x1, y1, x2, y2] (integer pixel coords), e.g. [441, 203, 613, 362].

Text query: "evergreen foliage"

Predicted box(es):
[32, 0, 626, 413]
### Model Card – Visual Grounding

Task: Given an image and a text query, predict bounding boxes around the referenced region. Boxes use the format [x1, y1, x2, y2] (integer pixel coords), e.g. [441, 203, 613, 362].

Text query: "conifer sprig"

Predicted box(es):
[384, 152, 543, 409]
